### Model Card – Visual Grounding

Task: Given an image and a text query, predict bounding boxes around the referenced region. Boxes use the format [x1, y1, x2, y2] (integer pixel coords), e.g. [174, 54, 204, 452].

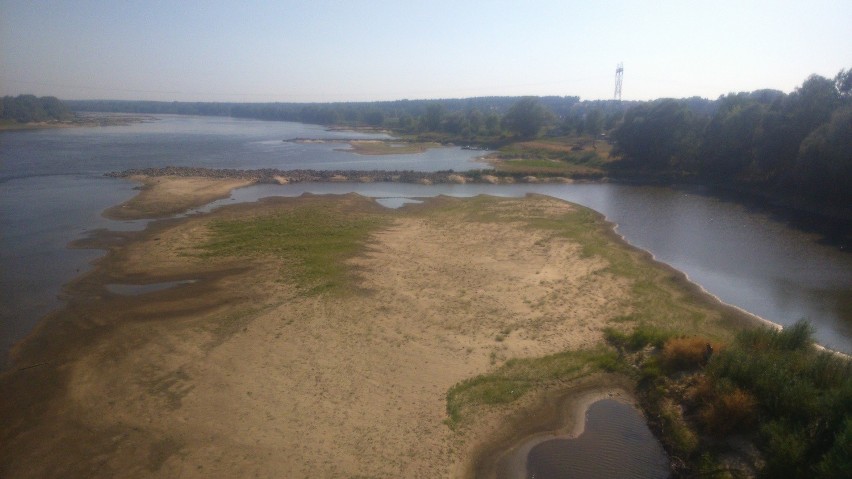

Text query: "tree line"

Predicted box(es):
[20, 68, 852, 215]
[65, 96, 633, 141]
[1, 95, 73, 123]
[610, 69, 851, 212]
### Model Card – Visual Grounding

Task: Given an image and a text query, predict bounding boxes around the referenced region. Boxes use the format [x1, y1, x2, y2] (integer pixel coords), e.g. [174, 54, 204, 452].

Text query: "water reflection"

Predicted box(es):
[522, 400, 669, 479]
[374, 197, 424, 209]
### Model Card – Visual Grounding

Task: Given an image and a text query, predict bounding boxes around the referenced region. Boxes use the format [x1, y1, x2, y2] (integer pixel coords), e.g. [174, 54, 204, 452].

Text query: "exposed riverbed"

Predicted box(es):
[2, 115, 850, 365]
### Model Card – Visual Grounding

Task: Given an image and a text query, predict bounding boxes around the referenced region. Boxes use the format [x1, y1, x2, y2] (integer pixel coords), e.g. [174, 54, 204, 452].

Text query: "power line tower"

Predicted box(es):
[614, 62, 624, 101]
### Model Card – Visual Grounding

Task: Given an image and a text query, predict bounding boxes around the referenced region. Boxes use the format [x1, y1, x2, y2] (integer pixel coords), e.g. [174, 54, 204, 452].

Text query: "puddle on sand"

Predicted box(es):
[106, 280, 196, 296]
[496, 400, 671, 479]
[500, 399, 670, 479]
[374, 197, 423, 209]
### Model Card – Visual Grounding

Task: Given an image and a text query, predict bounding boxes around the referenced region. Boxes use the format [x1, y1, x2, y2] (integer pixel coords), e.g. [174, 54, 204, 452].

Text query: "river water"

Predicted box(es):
[2, 114, 850, 365]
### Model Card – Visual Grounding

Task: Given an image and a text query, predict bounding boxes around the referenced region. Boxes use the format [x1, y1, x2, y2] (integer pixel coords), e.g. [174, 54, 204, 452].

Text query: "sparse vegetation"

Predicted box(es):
[445, 347, 620, 429]
[487, 136, 613, 177]
[433, 195, 850, 477]
[345, 140, 440, 155]
[198, 199, 387, 294]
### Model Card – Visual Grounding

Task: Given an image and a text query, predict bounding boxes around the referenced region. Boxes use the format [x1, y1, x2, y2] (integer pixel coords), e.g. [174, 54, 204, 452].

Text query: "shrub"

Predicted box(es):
[760, 420, 810, 478]
[736, 320, 814, 352]
[699, 386, 757, 435]
[659, 398, 699, 457]
[815, 417, 852, 478]
[604, 323, 674, 351]
[704, 320, 852, 477]
[662, 337, 717, 371]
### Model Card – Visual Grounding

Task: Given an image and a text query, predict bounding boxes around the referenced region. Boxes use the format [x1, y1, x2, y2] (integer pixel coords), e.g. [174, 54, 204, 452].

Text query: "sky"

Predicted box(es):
[1, 0, 850, 103]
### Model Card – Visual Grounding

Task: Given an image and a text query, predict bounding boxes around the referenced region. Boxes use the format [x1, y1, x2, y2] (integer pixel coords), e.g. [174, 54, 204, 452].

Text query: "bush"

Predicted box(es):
[604, 323, 674, 351]
[703, 320, 852, 477]
[699, 386, 757, 435]
[760, 420, 810, 478]
[736, 320, 814, 352]
[815, 417, 852, 478]
[659, 398, 698, 456]
[662, 337, 717, 371]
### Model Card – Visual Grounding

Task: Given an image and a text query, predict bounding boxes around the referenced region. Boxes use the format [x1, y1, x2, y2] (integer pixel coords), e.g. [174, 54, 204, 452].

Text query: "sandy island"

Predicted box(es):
[103, 175, 255, 219]
[1, 176, 758, 478]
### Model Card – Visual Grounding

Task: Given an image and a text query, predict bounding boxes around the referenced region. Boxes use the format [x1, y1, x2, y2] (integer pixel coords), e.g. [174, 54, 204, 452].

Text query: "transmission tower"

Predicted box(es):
[614, 62, 624, 101]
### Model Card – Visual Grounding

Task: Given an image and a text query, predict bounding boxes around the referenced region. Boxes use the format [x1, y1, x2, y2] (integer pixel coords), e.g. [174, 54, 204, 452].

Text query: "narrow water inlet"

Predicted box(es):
[498, 398, 670, 479]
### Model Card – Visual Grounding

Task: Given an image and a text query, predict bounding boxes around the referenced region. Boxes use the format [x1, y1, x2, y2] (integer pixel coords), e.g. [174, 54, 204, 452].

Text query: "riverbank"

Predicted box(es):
[0, 176, 771, 477]
[0, 113, 157, 131]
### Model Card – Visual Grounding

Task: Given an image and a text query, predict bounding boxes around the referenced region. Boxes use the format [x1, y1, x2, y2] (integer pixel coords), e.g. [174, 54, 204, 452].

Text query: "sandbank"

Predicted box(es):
[1, 175, 758, 478]
[343, 140, 441, 155]
[103, 175, 255, 220]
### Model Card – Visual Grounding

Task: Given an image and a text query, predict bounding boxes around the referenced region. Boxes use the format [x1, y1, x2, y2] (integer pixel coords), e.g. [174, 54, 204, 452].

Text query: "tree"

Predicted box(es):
[466, 108, 483, 136]
[794, 75, 839, 128]
[443, 111, 467, 135]
[835, 68, 852, 97]
[612, 99, 704, 171]
[584, 109, 604, 148]
[792, 106, 852, 205]
[424, 104, 444, 131]
[364, 110, 384, 127]
[484, 112, 501, 136]
[502, 97, 555, 138]
[698, 93, 767, 180]
[397, 113, 414, 131]
[1, 95, 71, 123]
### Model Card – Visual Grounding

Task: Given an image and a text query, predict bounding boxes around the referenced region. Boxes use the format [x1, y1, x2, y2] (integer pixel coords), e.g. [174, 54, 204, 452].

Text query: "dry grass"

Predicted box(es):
[662, 337, 720, 371]
[698, 387, 758, 435]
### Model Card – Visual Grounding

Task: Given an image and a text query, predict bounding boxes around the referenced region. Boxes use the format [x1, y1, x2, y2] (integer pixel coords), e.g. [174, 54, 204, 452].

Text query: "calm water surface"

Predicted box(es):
[522, 399, 669, 479]
[1, 115, 850, 366]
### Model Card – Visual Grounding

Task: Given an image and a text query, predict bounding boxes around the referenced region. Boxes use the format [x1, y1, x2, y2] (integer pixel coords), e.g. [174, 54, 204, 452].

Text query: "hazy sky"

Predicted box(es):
[2, 0, 850, 103]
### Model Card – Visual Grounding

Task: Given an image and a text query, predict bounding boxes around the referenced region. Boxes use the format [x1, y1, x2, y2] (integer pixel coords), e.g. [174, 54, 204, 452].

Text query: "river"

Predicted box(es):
[1, 114, 850, 367]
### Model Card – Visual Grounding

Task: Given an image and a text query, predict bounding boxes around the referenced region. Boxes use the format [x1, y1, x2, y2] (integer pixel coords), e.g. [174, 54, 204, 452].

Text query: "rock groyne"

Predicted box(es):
[105, 166, 587, 185]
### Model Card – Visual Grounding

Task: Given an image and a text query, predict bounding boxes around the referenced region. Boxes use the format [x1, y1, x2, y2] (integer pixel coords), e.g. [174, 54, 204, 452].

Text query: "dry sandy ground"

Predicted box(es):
[1, 179, 636, 478]
[104, 175, 255, 220]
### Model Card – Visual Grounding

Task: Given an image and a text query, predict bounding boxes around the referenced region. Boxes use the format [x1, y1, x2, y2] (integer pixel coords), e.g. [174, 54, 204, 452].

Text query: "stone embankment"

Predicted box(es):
[105, 166, 583, 185]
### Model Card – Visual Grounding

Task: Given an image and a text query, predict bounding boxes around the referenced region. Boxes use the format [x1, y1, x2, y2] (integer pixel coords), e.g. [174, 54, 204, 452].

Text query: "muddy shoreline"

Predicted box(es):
[467, 375, 637, 479]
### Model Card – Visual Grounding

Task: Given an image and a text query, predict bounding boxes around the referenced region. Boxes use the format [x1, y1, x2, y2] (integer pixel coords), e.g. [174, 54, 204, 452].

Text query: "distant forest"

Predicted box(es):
[10, 68, 851, 217]
[65, 96, 637, 139]
[1, 95, 73, 123]
[611, 69, 851, 214]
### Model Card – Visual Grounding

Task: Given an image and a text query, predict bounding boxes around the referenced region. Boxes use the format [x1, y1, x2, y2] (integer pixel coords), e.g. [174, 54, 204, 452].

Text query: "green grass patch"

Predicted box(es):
[445, 347, 621, 429]
[346, 140, 440, 155]
[491, 136, 613, 176]
[198, 202, 387, 295]
[604, 322, 676, 352]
